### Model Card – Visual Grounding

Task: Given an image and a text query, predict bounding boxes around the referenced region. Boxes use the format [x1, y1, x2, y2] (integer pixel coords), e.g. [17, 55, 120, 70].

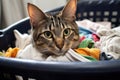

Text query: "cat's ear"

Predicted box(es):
[61, 0, 77, 21]
[27, 3, 46, 29]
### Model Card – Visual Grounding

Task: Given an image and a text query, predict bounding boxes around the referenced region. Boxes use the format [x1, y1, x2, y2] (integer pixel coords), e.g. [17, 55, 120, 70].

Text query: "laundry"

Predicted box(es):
[16, 44, 46, 60]
[10, 20, 120, 62]
[78, 38, 95, 48]
[14, 29, 32, 49]
[74, 48, 100, 60]
[4, 47, 20, 58]
[76, 19, 111, 32]
[95, 26, 120, 59]
[92, 34, 100, 42]
[81, 54, 97, 61]
[67, 49, 93, 62]
[79, 35, 86, 42]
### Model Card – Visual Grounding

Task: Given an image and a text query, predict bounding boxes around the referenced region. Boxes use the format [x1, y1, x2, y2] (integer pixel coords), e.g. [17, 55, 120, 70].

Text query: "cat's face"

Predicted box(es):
[28, 0, 80, 56]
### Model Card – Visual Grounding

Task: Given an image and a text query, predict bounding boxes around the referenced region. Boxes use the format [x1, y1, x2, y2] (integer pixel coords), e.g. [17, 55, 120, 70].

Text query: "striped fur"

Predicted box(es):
[28, 0, 80, 56]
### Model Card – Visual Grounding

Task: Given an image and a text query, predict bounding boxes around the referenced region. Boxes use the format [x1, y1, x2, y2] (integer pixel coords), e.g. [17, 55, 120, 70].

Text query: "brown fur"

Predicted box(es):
[27, 0, 80, 56]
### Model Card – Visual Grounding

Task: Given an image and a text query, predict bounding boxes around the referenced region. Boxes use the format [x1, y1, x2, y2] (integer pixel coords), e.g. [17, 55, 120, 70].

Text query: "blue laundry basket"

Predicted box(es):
[0, 0, 120, 80]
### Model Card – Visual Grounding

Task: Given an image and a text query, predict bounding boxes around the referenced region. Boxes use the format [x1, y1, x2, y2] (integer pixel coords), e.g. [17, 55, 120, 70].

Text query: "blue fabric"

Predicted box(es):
[78, 26, 95, 39]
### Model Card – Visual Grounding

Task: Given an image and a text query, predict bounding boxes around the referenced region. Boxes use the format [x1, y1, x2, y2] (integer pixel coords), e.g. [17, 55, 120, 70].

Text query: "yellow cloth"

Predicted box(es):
[74, 48, 100, 60]
[5, 47, 20, 58]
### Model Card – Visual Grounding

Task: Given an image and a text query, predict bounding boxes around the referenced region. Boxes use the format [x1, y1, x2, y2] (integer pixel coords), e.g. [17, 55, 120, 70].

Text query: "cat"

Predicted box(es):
[16, 0, 80, 79]
[27, 0, 80, 56]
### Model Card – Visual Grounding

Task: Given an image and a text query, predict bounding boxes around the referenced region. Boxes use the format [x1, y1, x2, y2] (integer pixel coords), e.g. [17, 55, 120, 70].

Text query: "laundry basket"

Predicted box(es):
[0, 0, 120, 80]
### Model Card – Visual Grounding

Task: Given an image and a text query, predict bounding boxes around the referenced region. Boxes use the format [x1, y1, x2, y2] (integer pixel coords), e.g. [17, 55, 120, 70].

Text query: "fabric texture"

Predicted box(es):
[74, 48, 100, 60]
[95, 26, 120, 59]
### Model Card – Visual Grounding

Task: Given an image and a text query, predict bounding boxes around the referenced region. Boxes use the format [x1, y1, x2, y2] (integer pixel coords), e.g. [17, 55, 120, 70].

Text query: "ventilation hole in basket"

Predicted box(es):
[104, 11, 109, 16]
[103, 18, 109, 21]
[111, 18, 117, 22]
[89, 11, 94, 16]
[112, 24, 116, 28]
[83, 12, 87, 17]
[89, 18, 93, 21]
[96, 11, 101, 16]
[112, 11, 118, 16]
[96, 18, 101, 21]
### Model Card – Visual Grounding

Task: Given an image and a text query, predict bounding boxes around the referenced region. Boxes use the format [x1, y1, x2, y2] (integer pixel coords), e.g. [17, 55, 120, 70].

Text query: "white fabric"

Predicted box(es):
[14, 30, 32, 49]
[95, 26, 120, 59]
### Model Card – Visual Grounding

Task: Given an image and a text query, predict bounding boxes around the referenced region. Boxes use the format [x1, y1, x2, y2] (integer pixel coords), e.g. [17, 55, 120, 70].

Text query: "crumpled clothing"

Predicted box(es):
[95, 26, 120, 59]
[76, 19, 111, 32]
[67, 49, 93, 62]
[16, 44, 93, 62]
[16, 44, 46, 60]
[5, 47, 20, 58]
[92, 34, 100, 42]
[78, 26, 100, 43]
[74, 48, 100, 60]
[14, 29, 32, 49]
[79, 38, 95, 48]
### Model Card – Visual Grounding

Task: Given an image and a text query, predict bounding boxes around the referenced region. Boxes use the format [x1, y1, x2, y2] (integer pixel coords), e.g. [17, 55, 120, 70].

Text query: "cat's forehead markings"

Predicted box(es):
[63, 23, 68, 29]
[67, 25, 72, 28]
[60, 23, 64, 29]
[50, 23, 55, 31]
[41, 26, 50, 32]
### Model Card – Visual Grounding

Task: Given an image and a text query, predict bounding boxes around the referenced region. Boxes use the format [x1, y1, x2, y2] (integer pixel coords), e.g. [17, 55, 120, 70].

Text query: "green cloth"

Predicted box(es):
[79, 38, 95, 48]
[81, 54, 98, 61]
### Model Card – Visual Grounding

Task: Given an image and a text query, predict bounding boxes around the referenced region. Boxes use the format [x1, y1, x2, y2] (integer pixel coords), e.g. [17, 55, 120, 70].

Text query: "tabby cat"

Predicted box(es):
[27, 0, 80, 56]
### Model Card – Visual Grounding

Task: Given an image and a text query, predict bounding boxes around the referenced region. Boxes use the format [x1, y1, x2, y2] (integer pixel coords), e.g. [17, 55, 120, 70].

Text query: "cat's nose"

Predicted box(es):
[55, 38, 64, 50]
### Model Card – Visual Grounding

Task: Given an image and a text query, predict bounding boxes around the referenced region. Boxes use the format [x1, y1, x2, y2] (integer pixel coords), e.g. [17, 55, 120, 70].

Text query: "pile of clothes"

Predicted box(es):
[1, 19, 120, 62]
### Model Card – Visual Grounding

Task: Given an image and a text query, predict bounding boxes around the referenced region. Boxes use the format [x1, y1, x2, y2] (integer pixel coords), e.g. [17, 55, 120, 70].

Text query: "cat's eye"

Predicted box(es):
[44, 31, 53, 38]
[63, 28, 71, 36]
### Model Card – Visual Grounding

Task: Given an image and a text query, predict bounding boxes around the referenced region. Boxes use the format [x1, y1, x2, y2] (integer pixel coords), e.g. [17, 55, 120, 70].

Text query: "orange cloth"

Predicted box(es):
[5, 47, 20, 58]
[74, 48, 100, 60]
